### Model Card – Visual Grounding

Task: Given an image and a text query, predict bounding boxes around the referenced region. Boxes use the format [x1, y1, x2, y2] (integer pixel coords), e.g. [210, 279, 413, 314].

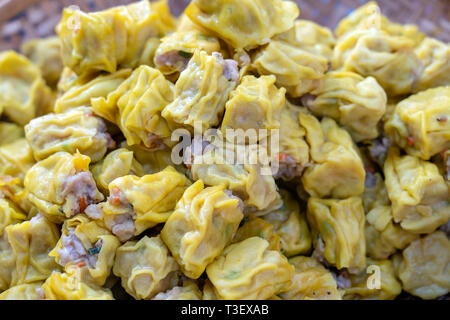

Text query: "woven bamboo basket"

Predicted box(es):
[0, 0, 449, 52]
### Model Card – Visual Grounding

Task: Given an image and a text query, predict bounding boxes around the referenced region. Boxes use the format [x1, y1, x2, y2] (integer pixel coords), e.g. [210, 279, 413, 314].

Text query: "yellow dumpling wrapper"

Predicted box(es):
[49, 215, 120, 286]
[307, 197, 366, 272]
[0, 198, 26, 237]
[275, 20, 336, 61]
[24, 152, 104, 223]
[100, 166, 191, 241]
[206, 236, 294, 300]
[162, 50, 238, 132]
[253, 40, 328, 97]
[397, 231, 450, 300]
[0, 51, 53, 125]
[0, 282, 43, 300]
[385, 86, 450, 160]
[0, 122, 24, 146]
[25, 106, 114, 162]
[299, 112, 365, 198]
[303, 71, 387, 142]
[21, 36, 63, 88]
[152, 280, 202, 300]
[384, 147, 449, 234]
[278, 256, 342, 300]
[154, 30, 221, 75]
[343, 258, 402, 300]
[0, 138, 35, 183]
[262, 189, 312, 257]
[113, 235, 179, 300]
[54, 69, 132, 113]
[232, 215, 282, 252]
[161, 180, 243, 279]
[221, 75, 285, 133]
[185, 0, 298, 49]
[91, 148, 145, 194]
[91, 66, 174, 149]
[42, 271, 113, 300]
[56, 0, 176, 76]
[5, 214, 60, 288]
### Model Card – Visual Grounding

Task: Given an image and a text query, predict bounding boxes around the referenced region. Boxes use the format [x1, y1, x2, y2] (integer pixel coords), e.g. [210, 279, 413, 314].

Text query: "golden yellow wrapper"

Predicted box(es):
[91, 66, 174, 148]
[0, 282, 43, 300]
[206, 237, 294, 300]
[253, 40, 328, 97]
[162, 50, 238, 132]
[24, 152, 104, 223]
[161, 180, 243, 279]
[54, 69, 131, 113]
[343, 258, 402, 300]
[21, 36, 63, 88]
[185, 0, 299, 49]
[113, 235, 179, 299]
[42, 271, 113, 300]
[232, 215, 282, 252]
[385, 87, 450, 160]
[278, 256, 342, 300]
[384, 147, 449, 234]
[0, 51, 53, 125]
[397, 231, 450, 299]
[299, 113, 365, 198]
[25, 106, 113, 162]
[304, 71, 387, 142]
[307, 197, 366, 272]
[0, 122, 24, 146]
[0, 139, 35, 183]
[0, 198, 26, 237]
[153, 280, 202, 300]
[56, 0, 176, 76]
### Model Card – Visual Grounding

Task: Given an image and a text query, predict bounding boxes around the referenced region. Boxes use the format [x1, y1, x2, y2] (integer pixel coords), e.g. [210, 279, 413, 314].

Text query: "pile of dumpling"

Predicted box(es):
[0, 0, 448, 300]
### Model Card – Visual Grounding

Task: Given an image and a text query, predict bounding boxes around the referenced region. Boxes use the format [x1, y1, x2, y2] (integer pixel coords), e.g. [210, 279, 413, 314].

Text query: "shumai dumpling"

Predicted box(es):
[152, 280, 202, 300]
[206, 237, 294, 300]
[95, 166, 191, 242]
[185, 0, 299, 49]
[299, 112, 365, 199]
[190, 142, 281, 211]
[42, 271, 113, 300]
[253, 39, 328, 97]
[335, 1, 425, 45]
[161, 180, 243, 279]
[221, 75, 285, 135]
[271, 102, 309, 180]
[232, 215, 282, 252]
[397, 231, 450, 299]
[0, 51, 53, 125]
[413, 38, 450, 92]
[25, 106, 114, 162]
[261, 190, 312, 257]
[0, 282, 44, 300]
[91, 148, 145, 194]
[49, 215, 120, 286]
[275, 20, 336, 61]
[0, 122, 24, 146]
[384, 147, 449, 234]
[54, 69, 132, 113]
[278, 256, 342, 300]
[24, 152, 104, 223]
[162, 50, 238, 132]
[4, 214, 60, 288]
[385, 87, 450, 160]
[307, 197, 366, 273]
[302, 71, 387, 142]
[154, 30, 221, 75]
[113, 235, 179, 300]
[0, 138, 35, 183]
[56, 0, 176, 76]
[21, 36, 63, 88]
[91, 66, 174, 149]
[342, 258, 402, 300]
[332, 27, 421, 96]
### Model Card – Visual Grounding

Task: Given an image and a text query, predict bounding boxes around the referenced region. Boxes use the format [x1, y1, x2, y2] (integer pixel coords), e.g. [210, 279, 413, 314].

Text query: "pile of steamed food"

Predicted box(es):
[0, 0, 448, 300]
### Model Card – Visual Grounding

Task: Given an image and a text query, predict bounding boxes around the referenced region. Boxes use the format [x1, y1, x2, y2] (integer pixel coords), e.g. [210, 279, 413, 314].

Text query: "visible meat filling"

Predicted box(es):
[224, 189, 245, 213]
[332, 270, 352, 289]
[273, 153, 305, 180]
[213, 52, 239, 82]
[104, 188, 136, 242]
[154, 50, 191, 74]
[61, 171, 101, 217]
[369, 136, 392, 165]
[96, 117, 116, 150]
[57, 228, 101, 268]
